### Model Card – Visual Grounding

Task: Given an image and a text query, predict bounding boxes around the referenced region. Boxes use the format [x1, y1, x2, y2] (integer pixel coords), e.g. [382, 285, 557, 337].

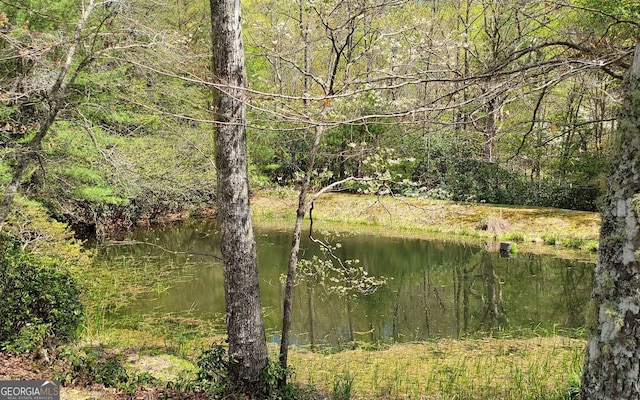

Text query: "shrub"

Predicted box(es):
[0, 197, 88, 354]
[441, 158, 601, 211]
[195, 342, 230, 393]
[193, 342, 316, 399]
[56, 346, 158, 395]
[65, 346, 129, 387]
[0, 240, 84, 353]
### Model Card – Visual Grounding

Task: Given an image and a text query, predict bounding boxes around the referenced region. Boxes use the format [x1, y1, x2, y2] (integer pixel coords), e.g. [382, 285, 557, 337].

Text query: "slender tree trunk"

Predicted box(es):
[278, 183, 311, 379]
[346, 300, 355, 343]
[0, 106, 56, 230]
[300, 0, 310, 108]
[483, 95, 497, 162]
[278, 121, 324, 386]
[278, 4, 323, 383]
[209, 0, 267, 390]
[580, 43, 640, 400]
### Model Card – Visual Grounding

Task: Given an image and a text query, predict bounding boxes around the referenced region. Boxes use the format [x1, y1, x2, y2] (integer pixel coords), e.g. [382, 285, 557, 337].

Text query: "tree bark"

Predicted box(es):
[580, 43, 640, 399]
[209, 0, 267, 390]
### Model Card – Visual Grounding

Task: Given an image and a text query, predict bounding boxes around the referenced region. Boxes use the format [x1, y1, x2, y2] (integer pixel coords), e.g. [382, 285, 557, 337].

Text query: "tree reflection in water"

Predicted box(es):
[101, 222, 595, 347]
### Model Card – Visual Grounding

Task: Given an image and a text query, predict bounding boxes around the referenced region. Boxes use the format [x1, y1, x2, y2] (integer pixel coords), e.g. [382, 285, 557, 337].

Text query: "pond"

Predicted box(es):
[96, 219, 594, 347]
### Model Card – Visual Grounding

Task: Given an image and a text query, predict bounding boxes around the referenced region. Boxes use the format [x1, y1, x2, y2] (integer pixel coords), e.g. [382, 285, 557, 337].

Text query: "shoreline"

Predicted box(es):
[250, 190, 600, 261]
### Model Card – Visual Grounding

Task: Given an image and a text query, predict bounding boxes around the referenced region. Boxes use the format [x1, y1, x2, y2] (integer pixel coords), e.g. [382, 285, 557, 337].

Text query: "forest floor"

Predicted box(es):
[2, 190, 599, 399]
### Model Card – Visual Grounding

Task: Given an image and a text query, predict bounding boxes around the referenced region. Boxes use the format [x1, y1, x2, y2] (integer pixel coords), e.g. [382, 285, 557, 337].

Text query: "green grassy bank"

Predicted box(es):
[73, 332, 584, 399]
[252, 189, 600, 259]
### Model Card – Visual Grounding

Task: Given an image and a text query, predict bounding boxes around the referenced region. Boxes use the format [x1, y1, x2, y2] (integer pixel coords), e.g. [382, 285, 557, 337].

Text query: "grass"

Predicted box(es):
[288, 337, 584, 399]
[252, 189, 601, 260]
[70, 334, 584, 400]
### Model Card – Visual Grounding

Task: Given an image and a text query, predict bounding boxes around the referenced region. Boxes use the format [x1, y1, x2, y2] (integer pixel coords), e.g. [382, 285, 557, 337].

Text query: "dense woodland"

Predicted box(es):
[0, 0, 636, 237]
[1, 1, 640, 398]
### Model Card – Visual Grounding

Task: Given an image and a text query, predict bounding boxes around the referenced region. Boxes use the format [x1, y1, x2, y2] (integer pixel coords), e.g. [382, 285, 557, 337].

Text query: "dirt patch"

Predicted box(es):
[125, 354, 195, 382]
[0, 352, 55, 381]
[0, 352, 207, 400]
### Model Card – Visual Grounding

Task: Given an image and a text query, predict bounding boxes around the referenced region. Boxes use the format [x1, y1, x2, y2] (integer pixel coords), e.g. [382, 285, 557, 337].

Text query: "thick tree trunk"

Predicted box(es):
[580, 43, 640, 399]
[209, 0, 267, 390]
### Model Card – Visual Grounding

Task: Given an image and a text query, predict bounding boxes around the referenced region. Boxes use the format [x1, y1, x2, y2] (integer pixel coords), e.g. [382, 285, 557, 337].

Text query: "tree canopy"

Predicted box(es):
[0, 0, 634, 232]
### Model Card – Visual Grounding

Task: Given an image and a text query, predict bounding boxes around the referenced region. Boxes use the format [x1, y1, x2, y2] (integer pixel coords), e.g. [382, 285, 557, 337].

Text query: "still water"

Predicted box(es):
[97, 219, 593, 346]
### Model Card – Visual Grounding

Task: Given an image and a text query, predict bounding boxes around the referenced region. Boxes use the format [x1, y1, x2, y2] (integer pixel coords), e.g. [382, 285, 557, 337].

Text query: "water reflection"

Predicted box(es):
[97, 220, 593, 346]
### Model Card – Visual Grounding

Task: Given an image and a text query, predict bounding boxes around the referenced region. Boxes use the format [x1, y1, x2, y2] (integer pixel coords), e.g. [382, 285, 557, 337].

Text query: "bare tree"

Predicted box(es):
[209, 0, 268, 391]
[258, 0, 407, 384]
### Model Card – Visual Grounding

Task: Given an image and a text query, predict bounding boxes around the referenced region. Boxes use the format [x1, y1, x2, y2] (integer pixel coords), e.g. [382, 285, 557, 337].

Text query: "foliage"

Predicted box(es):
[0, 0, 623, 242]
[439, 158, 601, 211]
[296, 236, 388, 300]
[5, 196, 92, 266]
[0, 239, 84, 353]
[194, 342, 230, 393]
[0, 0, 217, 237]
[56, 345, 158, 394]
[566, 372, 582, 399]
[191, 342, 316, 399]
[332, 369, 355, 400]
[2, 0, 80, 32]
[576, 0, 640, 43]
[62, 346, 129, 387]
[35, 118, 216, 235]
[0, 197, 91, 354]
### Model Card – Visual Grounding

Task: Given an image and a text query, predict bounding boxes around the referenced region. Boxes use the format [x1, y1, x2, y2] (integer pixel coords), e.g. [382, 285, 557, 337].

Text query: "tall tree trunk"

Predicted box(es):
[483, 95, 497, 162]
[580, 43, 640, 399]
[209, 0, 267, 390]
